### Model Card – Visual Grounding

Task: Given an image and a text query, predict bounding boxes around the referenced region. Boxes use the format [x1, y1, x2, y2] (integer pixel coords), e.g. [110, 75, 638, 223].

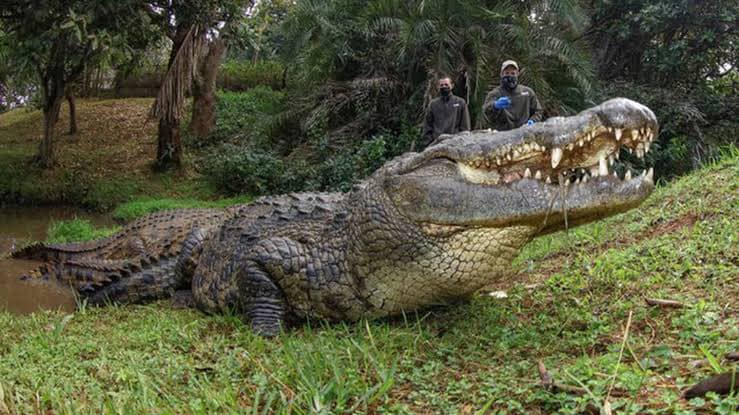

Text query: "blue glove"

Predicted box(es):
[527, 119, 535, 126]
[494, 96, 511, 110]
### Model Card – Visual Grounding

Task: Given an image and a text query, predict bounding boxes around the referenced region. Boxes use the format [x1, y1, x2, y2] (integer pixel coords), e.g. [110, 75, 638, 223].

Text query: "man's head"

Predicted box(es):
[500, 60, 519, 91]
[438, 76, 453, 97]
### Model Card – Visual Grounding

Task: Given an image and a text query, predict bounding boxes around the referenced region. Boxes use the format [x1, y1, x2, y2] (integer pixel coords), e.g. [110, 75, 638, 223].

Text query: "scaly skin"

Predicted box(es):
[15, 98, 658, 337]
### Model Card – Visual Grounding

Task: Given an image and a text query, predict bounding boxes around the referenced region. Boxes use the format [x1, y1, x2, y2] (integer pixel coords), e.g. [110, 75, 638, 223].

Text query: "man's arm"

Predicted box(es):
[482, 91, 497, 125]
[529, 90, 543, 122]
[422, 105, 435, 143]
[459, 100, 471, 132]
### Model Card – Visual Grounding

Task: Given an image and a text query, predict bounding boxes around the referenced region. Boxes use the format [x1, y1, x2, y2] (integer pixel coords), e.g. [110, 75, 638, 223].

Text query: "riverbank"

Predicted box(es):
[0, 98, 217, 210]
[0, 151, 736, 413]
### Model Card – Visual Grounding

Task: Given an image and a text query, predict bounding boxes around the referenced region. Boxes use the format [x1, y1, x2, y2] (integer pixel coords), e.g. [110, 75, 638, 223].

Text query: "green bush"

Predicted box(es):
[206, 87, 286, 145]
[204, 144, 293, 195]
[219, 60, 284, 91]
[203, 125, 420, 196]
[600, 82, 739, 180]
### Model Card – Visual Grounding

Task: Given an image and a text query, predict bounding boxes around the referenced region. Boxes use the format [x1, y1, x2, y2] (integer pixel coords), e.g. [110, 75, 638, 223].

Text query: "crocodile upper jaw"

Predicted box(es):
[383, 98, 658, 232]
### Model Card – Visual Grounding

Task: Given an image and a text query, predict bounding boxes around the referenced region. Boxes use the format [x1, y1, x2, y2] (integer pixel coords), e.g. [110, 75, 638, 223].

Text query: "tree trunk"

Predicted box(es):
[66, 91, 78, 135]
[189, 37, 228, 139]
[156, 118, 182, 170]
[155, 24, 190, 170]
[38, 95, 64, 168]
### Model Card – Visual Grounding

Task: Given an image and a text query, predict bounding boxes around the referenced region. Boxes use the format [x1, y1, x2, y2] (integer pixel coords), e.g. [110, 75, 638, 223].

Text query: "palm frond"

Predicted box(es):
[150, 25, 205, 123]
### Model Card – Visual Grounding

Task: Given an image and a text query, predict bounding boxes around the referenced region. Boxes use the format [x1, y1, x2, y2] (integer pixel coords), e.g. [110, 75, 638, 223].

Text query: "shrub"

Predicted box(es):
[206, 87, 286, 145]
[203, 124, 421, 196]
[219, 60, 285, 91]
[204, 144, 291, 195]
[600, 82, 739, 180]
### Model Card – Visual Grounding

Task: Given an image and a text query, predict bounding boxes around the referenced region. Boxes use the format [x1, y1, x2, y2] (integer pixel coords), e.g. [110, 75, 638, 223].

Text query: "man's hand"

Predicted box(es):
[527, 119, 535, 126]
[494, 96, 511, 110]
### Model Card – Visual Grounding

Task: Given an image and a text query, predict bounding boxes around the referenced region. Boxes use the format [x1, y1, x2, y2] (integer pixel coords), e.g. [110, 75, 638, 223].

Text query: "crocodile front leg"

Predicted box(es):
[237, 261, 287, 337]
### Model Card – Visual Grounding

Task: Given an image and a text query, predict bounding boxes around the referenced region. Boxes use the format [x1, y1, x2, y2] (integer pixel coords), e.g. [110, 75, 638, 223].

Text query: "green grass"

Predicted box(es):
[0, 153, 737, 414]
[112, 195, 254, 222]
[46, 218, 120, 244]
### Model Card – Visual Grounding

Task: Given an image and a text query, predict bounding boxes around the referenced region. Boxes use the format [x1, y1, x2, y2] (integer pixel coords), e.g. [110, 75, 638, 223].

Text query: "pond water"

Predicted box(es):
[0, 207, 114, 315]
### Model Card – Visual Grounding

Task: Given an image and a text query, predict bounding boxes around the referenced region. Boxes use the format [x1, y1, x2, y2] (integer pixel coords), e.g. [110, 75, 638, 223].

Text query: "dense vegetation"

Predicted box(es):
[1, 150, 736, 413]
[2, 0, 737, 204]
[196, 0, 737, 196]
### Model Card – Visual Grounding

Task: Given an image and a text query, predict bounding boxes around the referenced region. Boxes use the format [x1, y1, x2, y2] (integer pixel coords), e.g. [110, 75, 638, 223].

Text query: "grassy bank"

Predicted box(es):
[0, 153, 737, 413]
[0, 99, 216, 210]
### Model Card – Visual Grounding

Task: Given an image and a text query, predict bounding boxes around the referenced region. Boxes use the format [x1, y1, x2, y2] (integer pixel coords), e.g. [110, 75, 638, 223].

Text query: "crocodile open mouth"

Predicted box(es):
[457, 124, 656, 186]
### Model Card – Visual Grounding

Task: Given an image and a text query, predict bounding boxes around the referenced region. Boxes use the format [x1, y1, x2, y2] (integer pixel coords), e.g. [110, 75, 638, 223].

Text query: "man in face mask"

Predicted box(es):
[422, 76, 471, 147]
[483, 60, 543, 131]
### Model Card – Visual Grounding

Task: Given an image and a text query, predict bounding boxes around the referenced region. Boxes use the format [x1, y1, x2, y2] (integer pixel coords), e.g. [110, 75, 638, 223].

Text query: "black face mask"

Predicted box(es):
[502, 75, 518, 90]
[439, 87, 451, 97]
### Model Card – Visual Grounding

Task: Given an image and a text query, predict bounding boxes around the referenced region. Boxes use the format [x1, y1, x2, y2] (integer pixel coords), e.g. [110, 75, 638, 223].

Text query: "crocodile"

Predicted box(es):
[14, 98, 658, 336]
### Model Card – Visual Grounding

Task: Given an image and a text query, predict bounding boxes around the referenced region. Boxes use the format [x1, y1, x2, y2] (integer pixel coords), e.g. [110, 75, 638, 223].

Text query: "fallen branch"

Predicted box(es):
[726, 351, 739, 361]
[645, 298, 684, 308]
[682, 372, 737, 399]
[537, 360, 588, 396]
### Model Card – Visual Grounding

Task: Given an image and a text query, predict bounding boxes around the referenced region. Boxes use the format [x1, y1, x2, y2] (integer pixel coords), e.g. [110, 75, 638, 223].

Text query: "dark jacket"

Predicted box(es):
[422, 94, 471, 146]
[483, 85, 543, 131]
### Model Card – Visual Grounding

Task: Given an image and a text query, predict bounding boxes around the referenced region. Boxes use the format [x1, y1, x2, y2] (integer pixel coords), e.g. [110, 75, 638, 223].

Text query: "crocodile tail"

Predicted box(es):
[21, 255, 184, 305]
[11, 236, 117, 261]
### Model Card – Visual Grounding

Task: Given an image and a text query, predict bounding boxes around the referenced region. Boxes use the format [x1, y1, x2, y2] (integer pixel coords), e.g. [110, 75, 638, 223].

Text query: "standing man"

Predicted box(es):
[422, 76, 471, 147]
[483, 60, 543, 131]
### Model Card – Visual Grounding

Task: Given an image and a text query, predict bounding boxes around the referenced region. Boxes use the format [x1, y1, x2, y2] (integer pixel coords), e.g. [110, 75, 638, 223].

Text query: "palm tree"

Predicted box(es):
[277, 0, 596, 151]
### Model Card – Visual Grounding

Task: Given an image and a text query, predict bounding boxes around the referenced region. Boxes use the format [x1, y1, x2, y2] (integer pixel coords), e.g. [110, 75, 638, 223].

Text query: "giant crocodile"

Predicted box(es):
[13, 98, 658, 337]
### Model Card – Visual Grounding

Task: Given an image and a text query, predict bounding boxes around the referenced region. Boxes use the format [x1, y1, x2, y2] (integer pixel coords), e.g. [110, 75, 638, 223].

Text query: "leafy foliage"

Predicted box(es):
[585, 0, 738, 86]
[219, 60, 285, 91]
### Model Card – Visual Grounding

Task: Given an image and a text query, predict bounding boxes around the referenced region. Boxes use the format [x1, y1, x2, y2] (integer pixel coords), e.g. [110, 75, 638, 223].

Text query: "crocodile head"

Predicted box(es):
[383, 98, 658, 235]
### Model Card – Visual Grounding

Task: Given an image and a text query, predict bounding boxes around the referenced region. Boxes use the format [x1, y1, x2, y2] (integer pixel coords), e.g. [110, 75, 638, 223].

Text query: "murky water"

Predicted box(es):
[0, 207, 114, 314]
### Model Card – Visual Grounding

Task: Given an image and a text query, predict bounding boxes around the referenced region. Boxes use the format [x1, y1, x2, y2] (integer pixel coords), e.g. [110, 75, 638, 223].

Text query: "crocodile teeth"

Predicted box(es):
[599, 156, 609, 176]
[578, 139, 584, 147]
[524, 168, 532, 178]
[545, 176, 552, 184]
[631, 130, 639, 141]
[645, 141, 651, 153]
[496, 157, 502, 166]
[567, 143, 574, 151]
[609, 155, 615, 165]
[506, 153, 512, 161]
[615, 128, 622, 141]
[637, 148, 644, 158]
[513, 149, 520, 158]
[551, 147, 563, 169]
[535, 170, 542, 180]
[646, 167, 654, 182]
[625, 170, 632, 180]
